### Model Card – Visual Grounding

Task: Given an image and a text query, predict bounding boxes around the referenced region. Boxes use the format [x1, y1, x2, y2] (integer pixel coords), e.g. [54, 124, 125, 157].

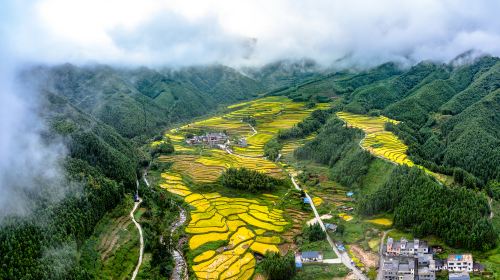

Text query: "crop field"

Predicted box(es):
[160, 171, 287, 280]
[366, 218, 393, 226]
[336, 112, 451, 183]
[152, 97, 333, 279]
[158, 150, 284, 183]
[336, 112, 414, 166]
[165, 96, 330, 157]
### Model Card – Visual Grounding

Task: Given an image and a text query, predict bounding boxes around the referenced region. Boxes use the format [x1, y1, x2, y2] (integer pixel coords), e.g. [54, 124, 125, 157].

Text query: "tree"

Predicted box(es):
[307, 223, 326, 242]
[261, 252, 296, 280]
[219, 168, 288, 193]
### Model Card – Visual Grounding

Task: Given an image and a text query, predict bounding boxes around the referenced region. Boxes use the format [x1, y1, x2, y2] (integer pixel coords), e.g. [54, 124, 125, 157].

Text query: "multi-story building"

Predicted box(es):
[386, 238, 429, 256]
[382, 258, 415, 280]
[447, 254, 473, 272]
[417, 266, 436, 280]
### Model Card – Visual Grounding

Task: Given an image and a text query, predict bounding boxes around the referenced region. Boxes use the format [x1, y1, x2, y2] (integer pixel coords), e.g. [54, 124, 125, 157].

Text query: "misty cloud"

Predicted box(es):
[110, 13, 256, 65]
[0, 0, 498, 67]
[0, 56, 67, 219]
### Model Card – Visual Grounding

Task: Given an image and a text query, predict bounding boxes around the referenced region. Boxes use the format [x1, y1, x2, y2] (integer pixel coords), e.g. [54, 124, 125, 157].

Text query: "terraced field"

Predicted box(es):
[160, 172, 286, 279]
[166, 96, 329, 157]
[154, 97, 331, 279]
[336, 112, 452, 184]
[336, 112, 413, 166]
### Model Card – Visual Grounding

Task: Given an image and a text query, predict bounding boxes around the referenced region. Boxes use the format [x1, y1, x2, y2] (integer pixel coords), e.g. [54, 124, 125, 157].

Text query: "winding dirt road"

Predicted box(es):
[130, 197, 144, 280]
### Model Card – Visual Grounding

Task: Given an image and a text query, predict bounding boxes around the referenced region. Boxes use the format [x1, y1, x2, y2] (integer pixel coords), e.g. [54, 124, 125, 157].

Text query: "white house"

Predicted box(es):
[300, 251, 323, 263]
[447, 254, 473, 272]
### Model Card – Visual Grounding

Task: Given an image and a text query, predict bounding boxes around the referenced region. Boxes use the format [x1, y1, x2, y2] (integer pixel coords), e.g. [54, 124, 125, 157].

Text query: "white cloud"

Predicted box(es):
[2, 0, 500, 66]
[0, 0, 500, 65]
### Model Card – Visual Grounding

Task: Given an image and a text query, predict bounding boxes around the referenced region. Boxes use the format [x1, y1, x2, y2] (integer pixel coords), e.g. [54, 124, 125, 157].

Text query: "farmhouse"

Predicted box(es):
[382, 257, 436, 280]
[300, 251, 323, 263]
[386, 237, 429, 256]
[238, 138, 248, 147]
[447, 254, 473, 272]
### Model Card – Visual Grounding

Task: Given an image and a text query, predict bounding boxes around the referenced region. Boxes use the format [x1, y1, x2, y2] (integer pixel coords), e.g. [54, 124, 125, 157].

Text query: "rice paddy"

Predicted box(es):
[166, 96, 329, 157]
[336, 112, 413, 166]
[366, 218, 393, 226]
[153, 97, 332, 279]
[160, 171, 289, 279]
[336, 111, 450, 183]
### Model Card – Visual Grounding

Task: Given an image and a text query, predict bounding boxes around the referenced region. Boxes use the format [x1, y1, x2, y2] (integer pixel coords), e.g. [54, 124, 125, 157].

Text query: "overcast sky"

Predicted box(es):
[1, 0, 500, 67]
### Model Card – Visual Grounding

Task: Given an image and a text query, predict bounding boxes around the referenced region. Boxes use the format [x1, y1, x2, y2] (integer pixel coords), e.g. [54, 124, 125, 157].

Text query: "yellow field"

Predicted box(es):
[160, 171, 289, 279]
[153, 97, 333, 279]
[366, 218, 393, 226]
[339, 213, 353, 221]
[165, 96, 329, 157]
[312, 197, 323, 207]
[336, 112, 413, 165]
[336, 111, 449, 183]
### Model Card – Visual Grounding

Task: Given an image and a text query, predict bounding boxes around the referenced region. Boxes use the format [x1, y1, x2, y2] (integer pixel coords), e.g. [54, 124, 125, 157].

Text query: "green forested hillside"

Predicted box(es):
[0, 91, 141, 279]
[26, 64, 267, 139]
[283, 56, 500, 187]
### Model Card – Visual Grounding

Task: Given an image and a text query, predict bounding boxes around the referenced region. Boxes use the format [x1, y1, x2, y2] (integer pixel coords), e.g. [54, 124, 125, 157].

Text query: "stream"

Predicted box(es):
[143, 170, 188, 279]
[170, 206, 188, 280]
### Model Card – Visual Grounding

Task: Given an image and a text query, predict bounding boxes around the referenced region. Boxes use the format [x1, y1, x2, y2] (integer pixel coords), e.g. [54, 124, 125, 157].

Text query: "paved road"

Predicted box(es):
[290, 175, 368, 280]
[377, 230, 392, 280]
[130, 198, 144, 280]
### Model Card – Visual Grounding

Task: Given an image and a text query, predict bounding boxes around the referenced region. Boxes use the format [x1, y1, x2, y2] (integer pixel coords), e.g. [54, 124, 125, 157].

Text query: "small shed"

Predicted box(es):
[473, 263, 485, 272]
[449, 272, 470, 280]
[325, 223, 337, 232]
[295, 254, 302, 268]
[303, 197, 311, 204]
[346, 191, 354, 197]
[239, 138, 248, 147]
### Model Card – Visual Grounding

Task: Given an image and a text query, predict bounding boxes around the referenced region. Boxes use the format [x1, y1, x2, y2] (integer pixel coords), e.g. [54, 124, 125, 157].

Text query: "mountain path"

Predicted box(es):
[130, 197, 144, 280]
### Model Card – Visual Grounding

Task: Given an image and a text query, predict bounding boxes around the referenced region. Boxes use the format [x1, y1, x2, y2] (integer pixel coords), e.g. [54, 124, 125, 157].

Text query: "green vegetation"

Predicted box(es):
[359, 166, 496, 250]
[220, 167, 288, 192]
[305, 223, 326, 242]
[261, 252, 296, 280]
[264, 137, 283, 161]
[294, 264, 349, 280]
[277, 109, 331, 140]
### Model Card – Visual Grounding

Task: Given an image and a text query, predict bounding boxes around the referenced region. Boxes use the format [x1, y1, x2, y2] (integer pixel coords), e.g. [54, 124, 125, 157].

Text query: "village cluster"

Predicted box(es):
[185, 132, 247, 149]
[382, 237, 483, 280]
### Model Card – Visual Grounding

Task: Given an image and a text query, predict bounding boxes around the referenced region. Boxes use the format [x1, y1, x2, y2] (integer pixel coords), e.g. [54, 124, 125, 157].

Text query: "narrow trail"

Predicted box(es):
[223, 124, 264, 159]
[248, 123, 257, 136]
[489, 197, 494, 220]
[170, 207, 188, 280]
[377, 230, 392, 280]
[130, 197, 144, 280]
